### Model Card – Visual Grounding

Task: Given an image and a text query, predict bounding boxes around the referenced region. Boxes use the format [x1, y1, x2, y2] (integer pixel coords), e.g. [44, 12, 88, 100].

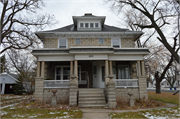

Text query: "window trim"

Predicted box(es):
[58, 39, 68, 48]
[75, 38, 81, 44]
[98, 38, 104, 44]
[111, 38, 121, 48]
[118, 65, 130, 79]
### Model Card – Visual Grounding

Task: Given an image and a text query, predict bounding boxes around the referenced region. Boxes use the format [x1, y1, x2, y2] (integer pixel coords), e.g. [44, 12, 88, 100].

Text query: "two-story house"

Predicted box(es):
[32, 13, 149, 108]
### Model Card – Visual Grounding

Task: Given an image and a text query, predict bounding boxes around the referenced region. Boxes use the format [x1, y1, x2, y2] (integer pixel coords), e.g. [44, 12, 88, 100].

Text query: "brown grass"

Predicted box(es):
[148, 92, 179, 105]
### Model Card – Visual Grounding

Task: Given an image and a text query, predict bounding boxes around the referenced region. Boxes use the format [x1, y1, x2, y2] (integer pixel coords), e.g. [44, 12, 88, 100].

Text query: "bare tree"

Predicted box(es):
[7, 49, 36, 94]
[108, 0, 179, 62]
[1, 0, 57, 54]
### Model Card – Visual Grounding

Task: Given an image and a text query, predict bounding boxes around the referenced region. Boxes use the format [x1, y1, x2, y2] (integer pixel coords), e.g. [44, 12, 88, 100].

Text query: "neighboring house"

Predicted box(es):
[0, 73, 18, 94]
[148, 79, 179, 88]
[32, 13, 149, 108]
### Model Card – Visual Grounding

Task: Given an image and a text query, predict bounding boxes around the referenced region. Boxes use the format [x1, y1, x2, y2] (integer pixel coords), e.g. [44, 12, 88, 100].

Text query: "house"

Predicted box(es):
[32, 13, 149, 108]
[0, 73, 18, 94]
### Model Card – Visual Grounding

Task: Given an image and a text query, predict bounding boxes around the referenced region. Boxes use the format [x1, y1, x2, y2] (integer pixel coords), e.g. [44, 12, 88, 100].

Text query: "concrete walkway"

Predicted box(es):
[81, 103, 177, 119]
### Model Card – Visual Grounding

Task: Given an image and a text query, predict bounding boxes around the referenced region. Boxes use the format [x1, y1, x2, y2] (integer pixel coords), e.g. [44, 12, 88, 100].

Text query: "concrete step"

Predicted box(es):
[79, 104, 107, 107]
[79, 91, 104, 94]
[79, 93, 104, 97]
[79, 100, 106, 104]
[79, 88, 104, 91]
[79, 97, 105, 101]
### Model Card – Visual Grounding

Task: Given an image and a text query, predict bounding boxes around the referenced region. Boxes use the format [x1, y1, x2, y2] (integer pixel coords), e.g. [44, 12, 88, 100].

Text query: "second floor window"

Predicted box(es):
[75, 38, 81, 44]
[112, 39, 120, 48]
[99, 38, 104, 44]
[59, 39, 67, 48]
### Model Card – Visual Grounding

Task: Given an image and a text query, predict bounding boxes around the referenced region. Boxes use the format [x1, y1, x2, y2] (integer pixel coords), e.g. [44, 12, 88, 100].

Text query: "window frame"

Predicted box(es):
[98, 38, 104, 44]
[75, 38, 81, 44]
[118, 65, 130, 79]
[111, 38, 121, 48]
[58, 39, 68, 48]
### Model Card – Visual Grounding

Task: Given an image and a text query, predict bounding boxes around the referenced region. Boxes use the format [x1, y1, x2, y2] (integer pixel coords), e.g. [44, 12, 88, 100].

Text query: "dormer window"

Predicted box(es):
[90, 23, 94, 28]
[85, 23, 89, 28]
[80, 23, 84, 28]
[95, 23, 99, 28]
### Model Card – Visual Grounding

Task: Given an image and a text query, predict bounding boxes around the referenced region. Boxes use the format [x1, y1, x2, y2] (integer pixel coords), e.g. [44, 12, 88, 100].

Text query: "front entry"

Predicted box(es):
[93, 61, 105, 88]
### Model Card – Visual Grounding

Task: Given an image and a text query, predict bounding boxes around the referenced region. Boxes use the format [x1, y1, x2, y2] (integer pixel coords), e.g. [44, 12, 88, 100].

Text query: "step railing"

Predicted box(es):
[44, 80, 70, 88]
[113, 79, 139, 88]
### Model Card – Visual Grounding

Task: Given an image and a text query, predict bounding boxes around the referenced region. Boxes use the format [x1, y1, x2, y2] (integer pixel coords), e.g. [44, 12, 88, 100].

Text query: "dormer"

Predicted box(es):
[72, 13, 106, 31]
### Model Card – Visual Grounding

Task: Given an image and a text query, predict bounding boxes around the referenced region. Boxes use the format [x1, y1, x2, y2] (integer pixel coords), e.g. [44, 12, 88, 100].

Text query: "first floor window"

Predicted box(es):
[118, 66, 129, 79]
[56, 66, 70, 80]
[112, 39, 120, 48]
[59, 39, 66, 48]
[75, 38, 81, 44]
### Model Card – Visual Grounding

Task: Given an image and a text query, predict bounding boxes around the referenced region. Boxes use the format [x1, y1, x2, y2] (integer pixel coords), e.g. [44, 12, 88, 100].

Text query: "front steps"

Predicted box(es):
[78, 88, 106, 107]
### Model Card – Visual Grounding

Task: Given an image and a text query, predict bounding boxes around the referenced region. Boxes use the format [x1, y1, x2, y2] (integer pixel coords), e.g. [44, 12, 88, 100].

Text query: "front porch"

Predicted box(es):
[34, 59, 147, 107]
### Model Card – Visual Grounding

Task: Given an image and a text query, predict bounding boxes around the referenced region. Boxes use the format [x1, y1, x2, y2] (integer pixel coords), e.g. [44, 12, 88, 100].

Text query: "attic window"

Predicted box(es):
[80, 23, 84, 28]
[90, 23, 94, 28]
[85, 23, 89, 28]
[95, 23, 99, 28]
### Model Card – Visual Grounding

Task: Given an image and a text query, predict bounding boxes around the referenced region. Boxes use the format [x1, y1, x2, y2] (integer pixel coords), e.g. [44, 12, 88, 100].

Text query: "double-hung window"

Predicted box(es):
[90, 23, 94, 28]
[112, 39, 120, 48]
[85, 23, 89, 28]
[56, 66, 70, 80]
[59, 39, 67, 48]
[75, 38, 81, 44]
[118, 66, 130, 79]
[99, 38, 104, 44]
[95, 23, 99, 28]
[80, 23, 84, 28]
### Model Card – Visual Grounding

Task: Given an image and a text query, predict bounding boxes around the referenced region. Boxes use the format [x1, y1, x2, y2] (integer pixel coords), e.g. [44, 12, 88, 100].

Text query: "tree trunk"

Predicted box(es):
[155, 71, 161, 94]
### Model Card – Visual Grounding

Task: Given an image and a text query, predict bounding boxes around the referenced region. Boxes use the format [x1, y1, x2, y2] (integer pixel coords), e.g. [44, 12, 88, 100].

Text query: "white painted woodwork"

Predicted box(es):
[109, 54, 143, 61]
[75, 54, 108, 60]
[38, 55, 74, 61]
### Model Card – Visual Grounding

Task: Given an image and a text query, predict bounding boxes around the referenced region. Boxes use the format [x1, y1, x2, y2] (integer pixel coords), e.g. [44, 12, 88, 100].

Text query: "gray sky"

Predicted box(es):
[41, 0, 122, 30]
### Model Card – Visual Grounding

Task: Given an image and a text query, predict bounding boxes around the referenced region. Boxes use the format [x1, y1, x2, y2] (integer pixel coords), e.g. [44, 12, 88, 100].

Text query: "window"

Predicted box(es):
[80, 23, 84, 28]
[56, 66, 70, 80]
[90, 23, 94, 28]
[118, 66, 130, 79]
[59, 39, 66, 48]
[99, 38, 104, 44]
[112, 39, 120, 48]
[95, 23, 99, 28]
[85, 23, 89, 28]
[75, 38, 81, 44]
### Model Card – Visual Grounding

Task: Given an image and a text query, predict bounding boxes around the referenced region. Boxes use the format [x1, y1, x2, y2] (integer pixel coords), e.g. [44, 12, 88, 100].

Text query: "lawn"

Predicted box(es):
[110, 92, 180, 118]
[148, 92, 179, 105]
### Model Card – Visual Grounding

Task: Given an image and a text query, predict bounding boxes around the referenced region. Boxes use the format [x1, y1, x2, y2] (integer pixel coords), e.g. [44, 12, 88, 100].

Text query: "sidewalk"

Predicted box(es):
[147, 87, 180, 90]
[81, 103, 177, 119]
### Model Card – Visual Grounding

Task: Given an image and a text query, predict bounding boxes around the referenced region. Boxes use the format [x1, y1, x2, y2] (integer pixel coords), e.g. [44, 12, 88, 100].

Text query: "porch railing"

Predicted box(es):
[44, 80, 70, 88]
[113, 79, 139, 88]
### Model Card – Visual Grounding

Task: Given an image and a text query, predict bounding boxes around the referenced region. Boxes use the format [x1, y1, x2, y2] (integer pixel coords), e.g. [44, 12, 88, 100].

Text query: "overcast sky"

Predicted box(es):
[41, 0, 123, 30]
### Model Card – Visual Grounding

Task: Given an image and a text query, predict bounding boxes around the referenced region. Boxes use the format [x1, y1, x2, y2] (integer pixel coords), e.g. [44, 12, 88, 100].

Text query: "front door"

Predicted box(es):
[93, 61, 105, 88]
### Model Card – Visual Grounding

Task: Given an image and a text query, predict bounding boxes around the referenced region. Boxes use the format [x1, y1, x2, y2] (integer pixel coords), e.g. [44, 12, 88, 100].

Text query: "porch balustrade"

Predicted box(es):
[44, 80, 70, 88]
[113, 79, 139, 88]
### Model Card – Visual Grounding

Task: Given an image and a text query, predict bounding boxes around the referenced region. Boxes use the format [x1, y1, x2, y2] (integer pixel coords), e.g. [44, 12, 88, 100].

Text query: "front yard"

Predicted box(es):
[110, 92, 180, 118]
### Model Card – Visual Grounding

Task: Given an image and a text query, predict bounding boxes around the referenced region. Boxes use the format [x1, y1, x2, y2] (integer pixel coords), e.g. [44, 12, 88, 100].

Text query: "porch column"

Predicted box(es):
[105, 60, 109, 84]
[137, 61, 141, 77]
[70, 61, 73, 75]
[69, 60, 78, 106]
[141, 61, 145, 76]
[138, 60, 148, 100]
[109, 61, 113, 75]
[36, 61, 40, 77]
[41, 61, 45, 78]
[35, 61, 45, 102]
